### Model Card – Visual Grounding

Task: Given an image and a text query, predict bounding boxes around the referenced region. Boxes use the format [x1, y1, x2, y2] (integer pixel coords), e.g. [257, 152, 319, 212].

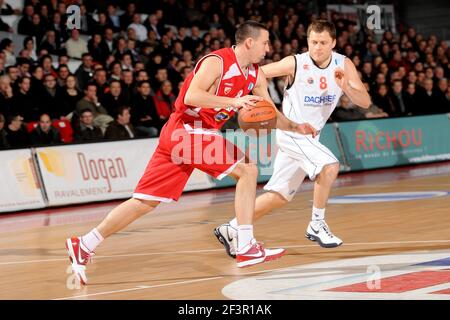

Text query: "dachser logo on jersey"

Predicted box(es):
[304, 94, 337, 106]
[215, 111, 230, 122]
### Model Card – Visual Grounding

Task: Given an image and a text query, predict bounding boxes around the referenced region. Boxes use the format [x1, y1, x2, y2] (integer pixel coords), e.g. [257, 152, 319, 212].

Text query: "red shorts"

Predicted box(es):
[133, 119, 244, 202]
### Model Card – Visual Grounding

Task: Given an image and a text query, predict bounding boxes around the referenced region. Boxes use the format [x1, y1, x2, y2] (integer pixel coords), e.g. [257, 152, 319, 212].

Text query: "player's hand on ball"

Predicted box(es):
[233, 95, 263, 110]
[294, 123, 319, 138]
[334, 67, 347, 89]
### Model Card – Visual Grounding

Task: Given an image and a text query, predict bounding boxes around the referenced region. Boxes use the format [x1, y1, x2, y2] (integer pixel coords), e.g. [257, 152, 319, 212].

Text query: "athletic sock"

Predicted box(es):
[237, 225, 254, 252]
[80, 228, 104, 252]
[229, 218, 238, 229]
[312, 206, 325, 221]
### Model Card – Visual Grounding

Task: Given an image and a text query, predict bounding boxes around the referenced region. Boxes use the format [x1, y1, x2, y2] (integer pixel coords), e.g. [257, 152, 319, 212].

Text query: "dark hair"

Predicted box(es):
[116, 105, 130, 118]
[58, 64, 69, 71]
[307, 20, 337, 40]
[235, 20, 268, 44]
[0, 38, 13, 51]
[17, 76, 31, 85]
[80, 108, 93, 116]
[23, 36, 34, 48]
[137, 80, 150, 88]
[109, 79, 121, 86]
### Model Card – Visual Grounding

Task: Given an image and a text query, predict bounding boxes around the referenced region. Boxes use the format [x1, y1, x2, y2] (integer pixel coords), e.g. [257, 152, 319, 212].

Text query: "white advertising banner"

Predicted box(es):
[36, 138, 214, 206]
[0, 149, 46, 213]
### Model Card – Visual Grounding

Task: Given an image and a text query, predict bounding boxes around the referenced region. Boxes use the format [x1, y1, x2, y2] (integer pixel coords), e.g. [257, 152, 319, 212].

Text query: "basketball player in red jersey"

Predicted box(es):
[65, 21, 317, 285]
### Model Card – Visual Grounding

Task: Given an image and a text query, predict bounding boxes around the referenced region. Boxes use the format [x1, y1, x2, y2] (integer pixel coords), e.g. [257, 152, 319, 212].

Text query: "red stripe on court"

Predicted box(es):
[430, 288, 450, 295]
[326, 271, 450, 293]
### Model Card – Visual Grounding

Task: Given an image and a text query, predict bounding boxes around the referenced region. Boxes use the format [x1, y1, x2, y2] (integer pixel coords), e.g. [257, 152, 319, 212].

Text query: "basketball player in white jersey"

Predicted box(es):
[215, 20, 371, 257]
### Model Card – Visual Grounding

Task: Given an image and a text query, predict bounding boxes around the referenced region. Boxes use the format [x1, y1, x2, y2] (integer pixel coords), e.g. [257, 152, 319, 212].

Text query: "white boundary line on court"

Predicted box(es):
[2, 239, 450, 267]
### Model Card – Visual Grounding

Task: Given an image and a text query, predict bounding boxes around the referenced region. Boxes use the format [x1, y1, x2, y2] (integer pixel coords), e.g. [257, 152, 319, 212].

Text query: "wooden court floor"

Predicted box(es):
[0, 162, 449, 300]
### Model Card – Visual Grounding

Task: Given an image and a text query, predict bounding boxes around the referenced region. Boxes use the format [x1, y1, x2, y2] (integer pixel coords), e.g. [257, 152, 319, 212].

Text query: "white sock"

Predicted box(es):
[312, 206, 325, 221]
[80, 228, 104, 252]
[237, 225, 254, 252]
[229, 218, 238, 229]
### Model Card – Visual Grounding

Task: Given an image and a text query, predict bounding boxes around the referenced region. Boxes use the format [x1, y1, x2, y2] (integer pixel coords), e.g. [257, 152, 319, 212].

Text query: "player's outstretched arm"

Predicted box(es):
[334, 58, 371, 108]
[184, 56, 262, 109]
[260, 55, 296, 79]
[253, 69, 318, 138]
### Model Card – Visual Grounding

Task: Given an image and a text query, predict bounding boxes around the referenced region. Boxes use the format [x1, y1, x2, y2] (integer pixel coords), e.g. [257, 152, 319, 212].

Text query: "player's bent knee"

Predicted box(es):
[131, 198, 160, 212]
[268, 191, 289, 206]
[322, 163, 340, 181]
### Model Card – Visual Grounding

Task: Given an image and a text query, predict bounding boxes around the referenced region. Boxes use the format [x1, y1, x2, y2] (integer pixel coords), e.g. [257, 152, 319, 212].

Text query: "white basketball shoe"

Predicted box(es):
[213, 223, 237, 258]
[305, 220, 343, 248]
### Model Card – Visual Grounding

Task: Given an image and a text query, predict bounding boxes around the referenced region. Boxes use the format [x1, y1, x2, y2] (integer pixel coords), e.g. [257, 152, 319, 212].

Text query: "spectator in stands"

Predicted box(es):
[106, 4, 120, 31]
[0, 39, 16, 67]
[404, 83, 419, 115]
[389, 80, 410, 116]
[120, 69, 134, 104]
[104, 105, 136, 140]
[131, 80, 160, 137]
[120, 53, 134, 71]
[101, 27, 116, 57]
[40, 55, 58, 78]
[30, 113, 62, 146]
[65, 29, 88, 59]
[4, 114, 29, 148]
[373, 84, 395, 116]
[0, 113, 9, 149]
[417, 78, 446, 114]
[76, 83, 113, 132]
[153, 80, 175, 124]
[92, 68, 109, 101]
[73, 109, 103, 142]
[144, 14, 162, 40]
[50, 11, 66, 44]
[151, 67, 168, 92]
[56, 64, 70, 87]
[60, 75, 82, 119]
[109, 61, 122, 81]
[30, 13, 47, 45]
[332, 95, 369, 121]
[12, 76, 43, 122]
[79, 4, 96, 35]
[101, 80, 127, 115]
[75, 53, 94, 91]
[128, 13, 147, 42]
[40, 30, 61, 56]
[6, 65, 19, 89]
[120, 2, 137, 32]
[42, 74, 65, 119]
[22, 37, 38, 62]
[18, 5, 35, 36]
[0, 75, 13, 117]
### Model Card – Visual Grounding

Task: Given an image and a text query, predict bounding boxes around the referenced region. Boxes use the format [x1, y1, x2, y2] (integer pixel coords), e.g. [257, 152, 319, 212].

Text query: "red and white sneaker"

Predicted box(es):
[236, 239, 285, 268]
[65, 237, 94, 285]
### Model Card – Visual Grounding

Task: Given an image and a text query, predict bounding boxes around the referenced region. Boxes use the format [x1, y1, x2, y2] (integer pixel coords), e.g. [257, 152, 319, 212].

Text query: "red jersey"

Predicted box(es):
[173, 47, 259, 130]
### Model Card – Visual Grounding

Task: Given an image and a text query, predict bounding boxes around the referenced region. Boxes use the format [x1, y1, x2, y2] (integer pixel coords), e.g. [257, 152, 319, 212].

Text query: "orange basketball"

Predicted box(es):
[238, 100, 277, 136]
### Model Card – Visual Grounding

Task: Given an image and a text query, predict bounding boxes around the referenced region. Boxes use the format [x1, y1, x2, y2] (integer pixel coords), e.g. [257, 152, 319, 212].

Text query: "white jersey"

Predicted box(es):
[282, 51, 345, 135]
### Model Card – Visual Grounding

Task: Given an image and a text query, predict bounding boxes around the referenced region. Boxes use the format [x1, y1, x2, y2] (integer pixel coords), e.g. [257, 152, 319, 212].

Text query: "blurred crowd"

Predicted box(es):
[0, 0, 449, 149]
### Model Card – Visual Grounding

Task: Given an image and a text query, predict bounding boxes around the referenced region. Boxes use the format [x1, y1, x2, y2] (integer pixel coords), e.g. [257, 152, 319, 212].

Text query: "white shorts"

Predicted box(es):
[264, 130, 339, 201]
